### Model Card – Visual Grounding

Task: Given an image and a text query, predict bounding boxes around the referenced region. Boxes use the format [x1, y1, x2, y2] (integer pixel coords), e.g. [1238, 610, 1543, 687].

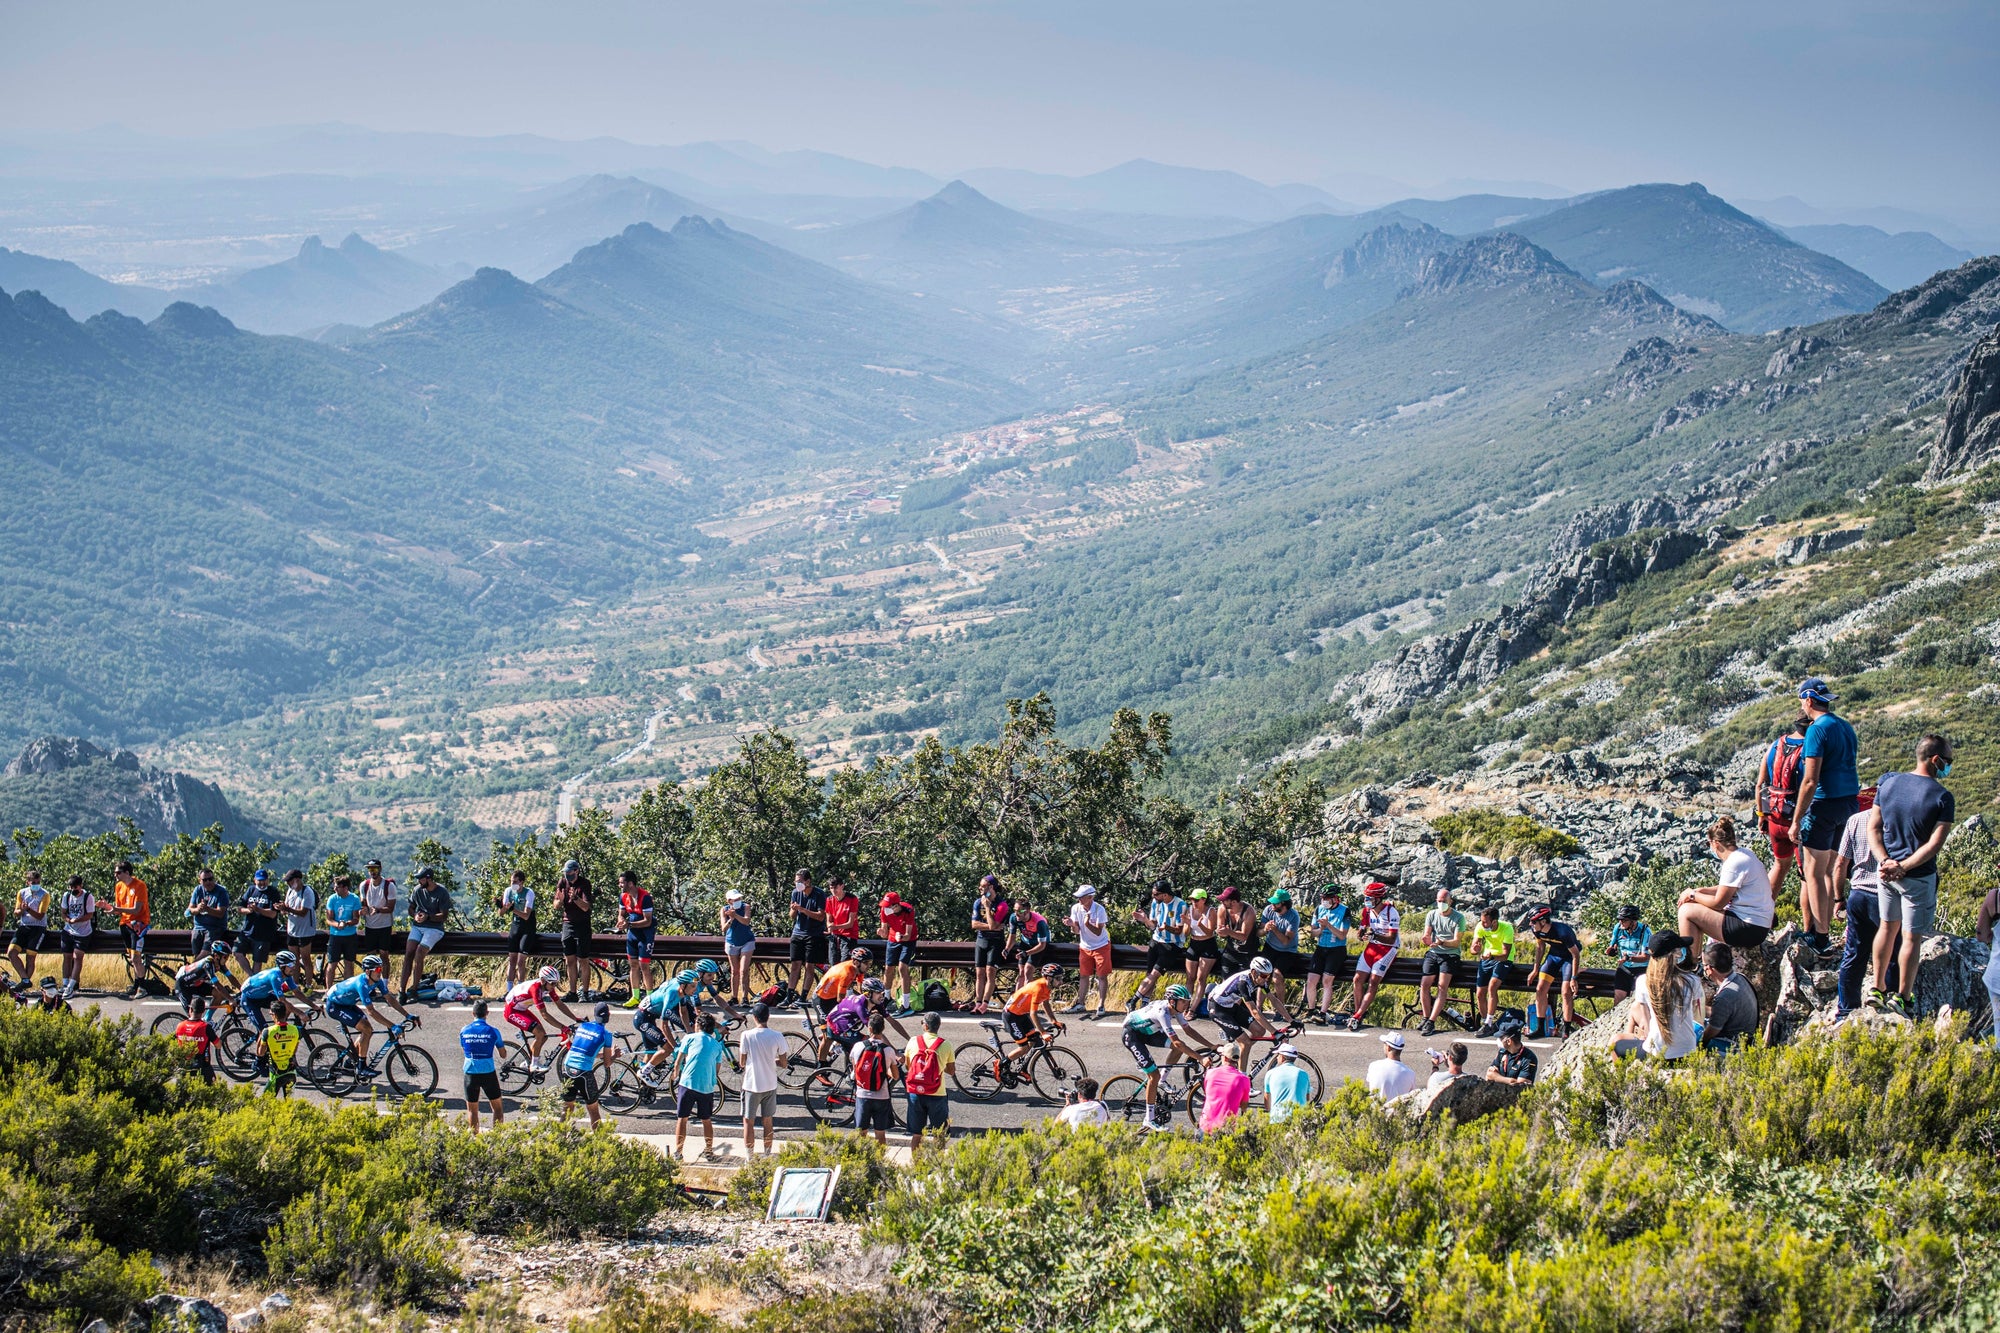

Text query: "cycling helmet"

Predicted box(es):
[1040, 962, 1063, 979]
[538, 965, 561, 984]
[360, 954, 384, 972]
[696, 958, 722, 975]
[849, 948, 872, 965]
[677, 969, 699, 985]
[208, 940, 232, 955]
[1363, 881, 1391, 900]
[1164, 984, 1192, 1001]
[1529, 905, 1554, 925]
[274, 950, 297, 968]
[1249, 956, 1275, 976]
[863, 978, 886, 994]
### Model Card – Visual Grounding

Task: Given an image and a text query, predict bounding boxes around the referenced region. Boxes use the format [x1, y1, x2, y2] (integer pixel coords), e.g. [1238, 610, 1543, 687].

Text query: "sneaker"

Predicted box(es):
[1880, 993, 1909, 1017]
[1345, 1015, 1363, 1032]
[621, 995, 642, 1009]
[1419, 1019, 1436, 1037]
[1475, 1021, 1498, 1039]
[1061, 1002, 1087, 1014]
[562, 991, 579, 1003]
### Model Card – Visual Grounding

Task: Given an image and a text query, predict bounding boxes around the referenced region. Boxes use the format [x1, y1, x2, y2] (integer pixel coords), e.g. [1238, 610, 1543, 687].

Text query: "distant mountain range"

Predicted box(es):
[1776, 223, 1976, 292]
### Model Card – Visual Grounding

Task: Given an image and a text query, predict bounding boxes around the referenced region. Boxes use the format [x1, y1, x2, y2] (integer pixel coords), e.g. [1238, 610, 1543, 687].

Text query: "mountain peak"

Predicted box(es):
[150, 301, 239, 338]
[932, 180, 997, 209]
[1412, 233, 1576, 294]
[299, 235, 328, 255]
[337, 233, 382, 256]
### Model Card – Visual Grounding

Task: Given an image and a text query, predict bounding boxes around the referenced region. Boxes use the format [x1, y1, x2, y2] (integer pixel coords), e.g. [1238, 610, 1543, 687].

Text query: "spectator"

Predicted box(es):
[1007, 899, 1053, 988]
[1614, 933, 1704, 1061]
[968, 874, 1008, 1014]
[238, 868, 281, 972]
[499, 869, 537, 991]
[57, 875, 95, 1000]
[668, 1010, 727, 1156]
[1676, 817, 1774, 958]
[1702, 943, 1758, 1051]
[323, 874, 363, 984]
[1426, 1041, 1468, 1091]
[618, 870, 656, 1005]
[785, 869, 827, 1005]
[1833, 803, 1896, 1020]
[1471, 905, 1515, 1037]
[880, 891, 919, 1015]
[358, 860, 396, 959]
[720, 888, 757, 1005]
[401, 867, 451, 1004]
[281, 869, 317, 987]
[111, 860, 150, 999]
[1263, 1043, 1312, 1122]
[1215, 885, 1256, 978]
[1365, 1031, 1417, 1100]
[8, 870, 49, 985]
[1755, 717, 1810, 912]
[1055, 1075, 1111, 1127]
[1978, 885, 2000, 1050]
[1064, 885, 1113, 1018]
[1788, 678, 1861, 953]
[1184, 887, 1220, 997]
[174, 995, 218, 1083]
[1868, 735, 1956, 1017]
[1486, 1028, 1538, 1086]
[1417, 888, 1467, 1036]
[1345, 879, 1402, 1031]
[903, 1010, 954, 1153]
[736, 1002, 788, 1157]
[1304, 884, 1351, 1026]
[184, 868, 230, 963]
[554, 860, 595, 1002]
[851, 1014, 902, 1146]
[1258, 890, 1304, 1006]
[1129, 878, 1188, 1011]
[1524, 905, 1581, 1038]
[1199, 1042, 1253, 1132]
[824, 873, 861, 966]
[1606, 903, 1652, 1001]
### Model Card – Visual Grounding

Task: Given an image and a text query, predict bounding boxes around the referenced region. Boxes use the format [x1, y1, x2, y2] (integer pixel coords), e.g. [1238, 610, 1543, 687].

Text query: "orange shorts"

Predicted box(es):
[1078, 945, 1113, 979]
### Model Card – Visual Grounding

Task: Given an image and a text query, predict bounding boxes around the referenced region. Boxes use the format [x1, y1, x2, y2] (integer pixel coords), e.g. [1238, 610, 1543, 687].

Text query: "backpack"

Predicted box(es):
[1758, 738, 1804, 821]
[758, 983, 789, 1007]
[906, 1034, 944, 1095]
[921, 979, 952, 1013]
[853, 1039, 891, 1093]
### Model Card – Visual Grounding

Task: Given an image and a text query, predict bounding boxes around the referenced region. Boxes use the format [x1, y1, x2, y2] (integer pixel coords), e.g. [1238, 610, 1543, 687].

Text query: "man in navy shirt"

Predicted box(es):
[1867, 735, 1956, 1016]
[1788, 677, 1860, 953]
[459, 999, 508, 1133]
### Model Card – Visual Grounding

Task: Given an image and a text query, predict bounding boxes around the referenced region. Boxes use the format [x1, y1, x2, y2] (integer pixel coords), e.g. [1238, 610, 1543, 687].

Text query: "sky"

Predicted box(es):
[2, 0, 1996, 224]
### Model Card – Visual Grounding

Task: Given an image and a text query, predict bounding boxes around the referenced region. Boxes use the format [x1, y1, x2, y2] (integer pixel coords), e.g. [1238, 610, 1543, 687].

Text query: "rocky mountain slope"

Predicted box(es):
[0, 737, 274, 847]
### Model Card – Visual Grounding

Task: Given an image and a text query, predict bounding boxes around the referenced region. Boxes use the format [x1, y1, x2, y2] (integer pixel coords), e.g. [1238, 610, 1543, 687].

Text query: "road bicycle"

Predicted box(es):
[498, 1022, 579, 1095]
[306, 1016, 439, 1099]
[950, 1019, 1088, 1102]
[777, 1000, 851, 1087]
[579, 956, 632, 1003]
[1100, 1049, 1219, 1129]
[802, 1066, 908, 1129]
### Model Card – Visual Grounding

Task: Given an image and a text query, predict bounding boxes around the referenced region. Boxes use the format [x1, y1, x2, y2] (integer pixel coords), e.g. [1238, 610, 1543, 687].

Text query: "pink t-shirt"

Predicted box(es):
[1199, 1063, 1252, 1134]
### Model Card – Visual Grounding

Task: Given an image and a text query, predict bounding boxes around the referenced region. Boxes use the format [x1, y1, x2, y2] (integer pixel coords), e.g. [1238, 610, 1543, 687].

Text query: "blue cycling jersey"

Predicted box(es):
[240, 967, 293, 1001]
[563, 1022, 614, 1074]
[327, 974, 386, 1008]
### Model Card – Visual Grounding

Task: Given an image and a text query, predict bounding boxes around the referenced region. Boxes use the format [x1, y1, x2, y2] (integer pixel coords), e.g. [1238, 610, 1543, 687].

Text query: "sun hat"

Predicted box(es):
[1380, 1032, 1406, 1050]
[1073, 885, 1096, 898]
[1276, 1043, 1299, 1058]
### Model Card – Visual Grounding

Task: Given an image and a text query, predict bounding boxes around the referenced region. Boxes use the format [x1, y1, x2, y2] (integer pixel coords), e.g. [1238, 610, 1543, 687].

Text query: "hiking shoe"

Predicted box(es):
[1880, 993, 1909, 1017]
[1475, 1021, 1498, 1039]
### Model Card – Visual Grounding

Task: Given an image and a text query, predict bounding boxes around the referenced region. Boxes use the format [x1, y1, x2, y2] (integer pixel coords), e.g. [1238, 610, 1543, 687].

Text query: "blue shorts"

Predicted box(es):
[625, 929, 655, 958]
[907, 1092, 950, 1132]
[1476, 958, 1512, 987]
[1800, 795, 1860, 853]
[884, 941, 914, 967]
[326, 1001, 365, 1029]
[1536, 955, 1573, 982]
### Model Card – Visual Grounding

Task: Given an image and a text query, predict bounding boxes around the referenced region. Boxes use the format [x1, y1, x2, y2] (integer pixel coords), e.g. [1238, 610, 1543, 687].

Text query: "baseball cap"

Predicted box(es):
[1380, 1032, 1406, 1050]
[1073, 885, 1096, 898]
[252, 869, 270, 882]
[1188, 888, 1208, 900]
[1798, 676, 1838, 704]
[1276, 1043, 1299, 1058]
[880, 891, 902, 907]
[725, 888, 744, 902]
[1267, 890, 1292, 905]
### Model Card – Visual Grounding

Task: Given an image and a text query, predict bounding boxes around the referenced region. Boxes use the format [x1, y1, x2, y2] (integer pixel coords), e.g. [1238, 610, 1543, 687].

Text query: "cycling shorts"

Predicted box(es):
[1536, 954, 1574, 982]
[325, 1001, 365, 1029]
[502, 1005, 539, 1034]
[1004, 1011, 1042, 1044]
[464, 1071, 502, 1104]
[624, 928, 655, 958]
[12, 926, 45, 953]
[1121, 1025, 1169, 1073]
[1210, 999, 1255, 1040]
[1357, 942, 1398, 977]
[632, 1010, 665, 1051]
[507, 923, 538, 953]
[972, 935, 1006, 969]
[120, 924, 149, 950]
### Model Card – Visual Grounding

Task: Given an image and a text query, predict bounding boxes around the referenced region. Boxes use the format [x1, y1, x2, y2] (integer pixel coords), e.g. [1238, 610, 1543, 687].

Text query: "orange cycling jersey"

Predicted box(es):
[1005, 978, 1052, 1016]
[815, 959, 865, 1003]
[114, 877, 151, 928]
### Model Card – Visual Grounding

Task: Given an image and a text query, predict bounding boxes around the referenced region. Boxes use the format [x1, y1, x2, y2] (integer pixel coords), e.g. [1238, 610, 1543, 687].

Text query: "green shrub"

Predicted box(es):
[1577, 855, 1711, 939]
[727, 1128, 894, 1219]
[1430, 809, 1581, 861]
[414, 1116, 680, 1237]
[0, 1166, 161, 1328]
[262, 1165, 456, 1303]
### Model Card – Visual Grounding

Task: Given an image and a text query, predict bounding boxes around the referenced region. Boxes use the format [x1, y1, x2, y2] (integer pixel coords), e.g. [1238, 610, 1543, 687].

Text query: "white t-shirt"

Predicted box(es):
[1719, 849, 1774, 927]
[17, 885, 48, 929]
[737, 1025, 789, 1095]
[361, 878, 396, 930]
[285, 886, 318, 938]
[1069, 901, 1110, 950]
[1055, 1099, 1111, 1127]
[1365, 1057, 1417, 1101]
[1630, 974, 1704, 1059]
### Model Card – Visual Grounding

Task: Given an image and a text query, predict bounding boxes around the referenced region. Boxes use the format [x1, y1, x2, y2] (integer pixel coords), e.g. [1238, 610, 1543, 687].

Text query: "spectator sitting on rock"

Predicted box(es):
[1426, 1040, 1468, 1091]
[1613, 932, 1704, 1061]
[1485, 1027, 1537, 1086]
[1676, 817, 1774, 960]
[1701, 943, 1758, 1052]
[1833, 797, 1896, 1021]
[1867, 734, 1956, 1018]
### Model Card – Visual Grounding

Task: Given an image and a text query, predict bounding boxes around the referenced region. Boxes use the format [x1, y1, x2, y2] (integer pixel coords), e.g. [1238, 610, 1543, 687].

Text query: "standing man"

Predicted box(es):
[280, 869, 318, 988]
[1258, 889, 1303, 1013]
[560, 1002, 617, 1129]
[1416, 888, 1467, 1037]
[879, 891, 919, 1015]
[554, 859, 595, 1002]
[1833, 805, 1896, 1021]
[1303, 885, 1351, 1026]
[1525, 906, 1583, 1037]
[823, 873, 861, 966]
[359, 860, 397, 962]
[1788, 677, 1861, 953]
[736, 1002, 788, 1157]
[1868, 735, 1956, 1017]
[1129, 878, 1188, 1010]
[669, 1011, 729, 1159]
[322, 874, 364, 984]
[499, 869, 537, 991]
[618, 871, 656, 1007]
[968, 875, 1010, 1014]
[7, 870, 49, 985]
[186, 868, 232, 961]
[111, 860, 151, 998]
[1344, 880, 1402, 1032]
[1364, 1031, 1417, 1101]
[237, 868, 282, 972]
[903, 1010, 954, 1154]
[1065, 885, 1113, 1018]
[58, 875, 97, 999]
[787, 869, 827, 1005]
[459, 999, 507, 1134]
[399, 866, 451, 1004]
[1755, 717, 1810, 909]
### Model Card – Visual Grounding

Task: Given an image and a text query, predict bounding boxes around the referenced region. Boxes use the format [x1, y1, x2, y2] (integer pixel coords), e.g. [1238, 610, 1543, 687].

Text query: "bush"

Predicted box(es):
[727, 1128, 894, 1219]
[263, 1171, 458, 1304]
[417, 1116, 680, 1237]
[0, 1166, 161, 1328]
[1577, 856, 1710, 939]
[1430, 808, 1582, 861]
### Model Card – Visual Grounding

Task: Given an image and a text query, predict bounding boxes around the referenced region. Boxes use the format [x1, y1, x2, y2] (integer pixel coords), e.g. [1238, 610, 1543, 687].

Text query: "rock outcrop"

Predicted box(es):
[1409, 233, 1576, 295]
[1764, 334, 1827, 380]
[1852, 254, 2000, 336]
[1924, 326, 2000, 481]
[0, 735, 259, 848]
[1774, 525, 1869, 565]
[1324, 221, 1452, 288]
[1599, 281, 1728, 339]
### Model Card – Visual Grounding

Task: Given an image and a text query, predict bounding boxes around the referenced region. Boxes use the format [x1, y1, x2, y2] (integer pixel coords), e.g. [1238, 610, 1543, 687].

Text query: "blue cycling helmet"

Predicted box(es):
[696, 958, 722, 975]
[677, 969, 699, 985]
[208, 940, 231, 955]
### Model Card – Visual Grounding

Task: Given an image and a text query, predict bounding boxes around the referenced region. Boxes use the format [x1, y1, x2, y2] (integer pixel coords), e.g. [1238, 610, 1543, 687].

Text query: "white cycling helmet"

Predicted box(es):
[1249, 956, 1275, 976]
[538, 965, 561, 984]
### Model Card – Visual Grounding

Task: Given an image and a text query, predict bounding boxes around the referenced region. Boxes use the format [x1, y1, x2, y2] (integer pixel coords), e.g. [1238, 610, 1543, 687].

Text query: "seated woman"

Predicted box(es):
[1612, 932, 1705, 1061]
[1677, 816, 1774, 958]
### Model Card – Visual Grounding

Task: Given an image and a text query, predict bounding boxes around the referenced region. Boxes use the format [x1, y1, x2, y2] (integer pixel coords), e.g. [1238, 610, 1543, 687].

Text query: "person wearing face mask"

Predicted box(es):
[1676, 817, 1774, 961]
[1866, 735, 1956, 1017]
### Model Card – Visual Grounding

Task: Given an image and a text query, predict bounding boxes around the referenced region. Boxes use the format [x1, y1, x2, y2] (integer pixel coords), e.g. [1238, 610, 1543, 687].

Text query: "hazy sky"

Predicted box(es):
[3, 0, 1995, 220]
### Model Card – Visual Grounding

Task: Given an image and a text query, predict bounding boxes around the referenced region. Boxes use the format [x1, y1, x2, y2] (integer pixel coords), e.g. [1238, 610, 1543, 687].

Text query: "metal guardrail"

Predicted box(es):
[97, 929, 1625, 998]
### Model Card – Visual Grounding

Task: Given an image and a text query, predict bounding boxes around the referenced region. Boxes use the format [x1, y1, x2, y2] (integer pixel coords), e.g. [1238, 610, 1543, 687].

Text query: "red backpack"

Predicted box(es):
[906, 1034, 945, 1095]
[1758, 738, 1804, 821]
[852, 1039, 892, 1093]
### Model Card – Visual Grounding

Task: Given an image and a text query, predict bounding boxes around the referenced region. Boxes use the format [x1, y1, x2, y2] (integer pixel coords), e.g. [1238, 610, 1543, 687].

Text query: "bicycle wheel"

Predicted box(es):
[1100, 1074, 1148, 1123]
[384, 1045, 439, 1099]
[1030, 1045, 1088, 1102]
[498, 1046, 539, 1096]
[216, 1023, 259, 1079]
[802, 1068, 858, 1126]
[1291, 1051, 1327, 1104]
[603, 962, 632, 1003]
[714, 1047, 742, 1099]
[149, 1011, 184, 1038]
[950, 1041, 1007, 1101]
[598, 1059, 640, 1115]
[778, 1032, 820, 1088]
[1398, 1005, 1429, 1031]
[306, 1043, 358, 1097]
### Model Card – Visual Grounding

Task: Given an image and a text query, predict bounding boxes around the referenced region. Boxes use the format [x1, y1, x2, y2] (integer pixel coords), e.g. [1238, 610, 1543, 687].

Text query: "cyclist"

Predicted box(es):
[559, 1001, 617, 1128]
[631, 972, 693, 1079]
[253, 998, 304, 1097]
[460, 999, 507, 1133]
[503, 965, 587, 1071]
[1128, 878, 1188, 1010]
[322, 874, 364, 984]
[1121, 983, 1218, 1130]
[174, 995, 219, 1083]
[1417, 888, 1468, 1037]
[618, 870, 656, 1006]
[236, 868, 282, 971]
[325, 954, 412, 1070]
[1526, 906, 1583, 1037]
[1206, 956, 1290, 1069]
[812, 948, 873, 1064]
[1606, 904, 1653, 1001]
[1471, 906, 1517, 1037]
[689, 957, 740, 1020]
[174, 940, 239, 1017]
[111, 860, 151, 999]
[7, 869, 50, 985]
[826, 978, 909, 1055]
[1344, 880, 1402, 1032]
[1003, 963, 1064, 1057]
[1006, 901, 1053, 990]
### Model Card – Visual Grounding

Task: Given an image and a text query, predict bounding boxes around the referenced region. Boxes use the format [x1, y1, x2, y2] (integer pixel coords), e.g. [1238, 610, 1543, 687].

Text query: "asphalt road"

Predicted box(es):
[78, 990, 1570, 1137]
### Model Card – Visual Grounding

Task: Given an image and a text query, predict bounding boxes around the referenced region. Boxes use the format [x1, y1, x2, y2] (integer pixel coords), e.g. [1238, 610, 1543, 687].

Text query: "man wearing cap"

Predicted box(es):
[1304, 885, 1351, 1025]
[1486, 1028, 1538, 1087]
[237, 868, 282, 971]
[1259, 890, 1304, 1008]
[1262, 1042, 1312, 1122]
[1065, 885, 1113, 1017]
[877, 889, 918, 1012]
[1416, 888, 1467, 1037]
[359, 859, 397, 958]
[1789, 677, 1861, 952]
[1365, 1031, 1417, 1101]
[399, 866, 452, 1004]
[720, 888, 757, 1005]
[555, 859, 595, 1001]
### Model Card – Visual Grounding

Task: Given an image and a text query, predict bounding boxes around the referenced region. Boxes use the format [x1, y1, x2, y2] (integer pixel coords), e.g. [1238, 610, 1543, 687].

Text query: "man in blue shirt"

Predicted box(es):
[561, 1002, 617, 1128]
[669, 1010, 729, 1161]
[1789, 677, 1860, 953]
[238, 951, 301, 1031]
[459, 999, 508, 1133]
[322, 875, 364, 984]
[1867, 735, 1957, 1016]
